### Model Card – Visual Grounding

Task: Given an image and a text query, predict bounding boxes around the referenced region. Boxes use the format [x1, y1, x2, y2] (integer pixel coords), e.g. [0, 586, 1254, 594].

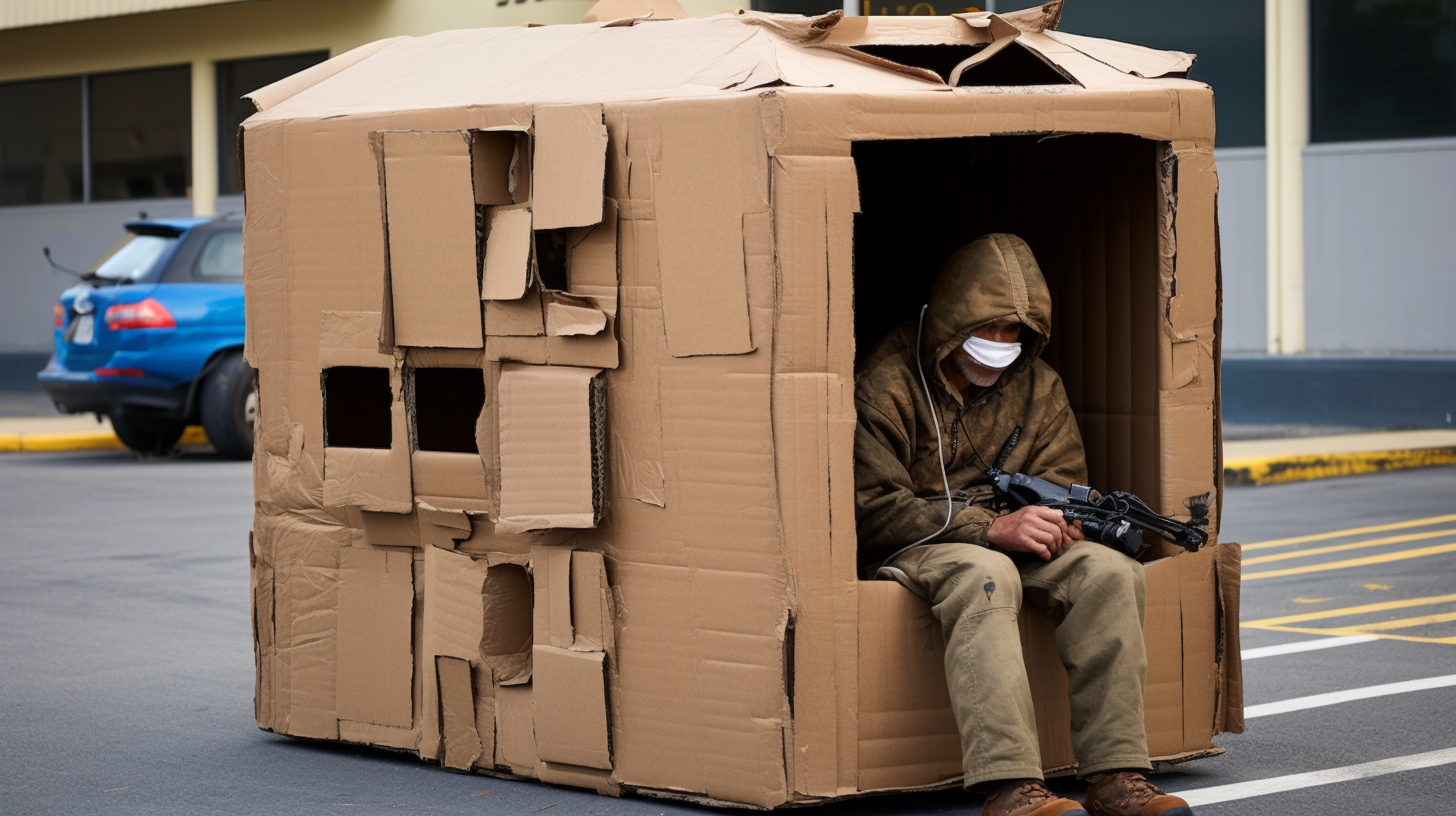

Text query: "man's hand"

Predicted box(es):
[987, 505, 1084, 560]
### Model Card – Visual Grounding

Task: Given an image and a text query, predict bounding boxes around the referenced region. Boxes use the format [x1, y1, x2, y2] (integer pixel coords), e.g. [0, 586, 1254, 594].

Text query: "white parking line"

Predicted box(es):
[1241, 635, 1379, 660]
[1173, 747, 1456, 806]
[1244, 674, 1456, 718]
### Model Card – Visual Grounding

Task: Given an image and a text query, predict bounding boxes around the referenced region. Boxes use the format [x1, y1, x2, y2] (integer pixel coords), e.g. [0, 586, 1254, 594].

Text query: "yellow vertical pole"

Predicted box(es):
[1266, 0, 1307, 353]
[191, 58, 218, 217]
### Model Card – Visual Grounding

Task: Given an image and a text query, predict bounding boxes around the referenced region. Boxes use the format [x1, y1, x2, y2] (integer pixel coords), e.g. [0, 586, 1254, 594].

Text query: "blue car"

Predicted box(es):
[39, 215, 256, 459]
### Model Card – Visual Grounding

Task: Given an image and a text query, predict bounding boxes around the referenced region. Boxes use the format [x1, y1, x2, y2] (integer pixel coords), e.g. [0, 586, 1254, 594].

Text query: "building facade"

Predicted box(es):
[2, 0, 1453, 363]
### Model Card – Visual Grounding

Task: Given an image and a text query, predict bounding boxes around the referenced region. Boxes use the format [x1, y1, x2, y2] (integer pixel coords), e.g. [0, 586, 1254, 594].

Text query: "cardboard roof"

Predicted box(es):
[246, 7, 1201, 120]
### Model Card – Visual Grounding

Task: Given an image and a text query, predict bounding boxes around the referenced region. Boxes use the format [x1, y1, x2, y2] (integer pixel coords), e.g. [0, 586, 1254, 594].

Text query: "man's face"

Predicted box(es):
[951, 318, 1023, 388]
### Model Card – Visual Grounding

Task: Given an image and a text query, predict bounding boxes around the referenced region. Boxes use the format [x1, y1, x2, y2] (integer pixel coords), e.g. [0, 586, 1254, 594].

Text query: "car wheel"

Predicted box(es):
[110, 410, 186, 456]
[200, 352, 258, 461]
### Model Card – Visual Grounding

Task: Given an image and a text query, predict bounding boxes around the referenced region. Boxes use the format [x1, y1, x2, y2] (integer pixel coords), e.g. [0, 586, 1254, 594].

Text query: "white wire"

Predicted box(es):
[876, 305, 955, 572]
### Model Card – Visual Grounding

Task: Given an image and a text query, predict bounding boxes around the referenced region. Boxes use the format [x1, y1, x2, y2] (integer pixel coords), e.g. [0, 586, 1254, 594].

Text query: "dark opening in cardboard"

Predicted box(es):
[411, 367, 486, 454]
[851, 133, 1161, 505]
[482, 563, 533, 659]
[852, 44, 985, 83]
[323, 366, 393, 449]
[535, 230, 570, 292]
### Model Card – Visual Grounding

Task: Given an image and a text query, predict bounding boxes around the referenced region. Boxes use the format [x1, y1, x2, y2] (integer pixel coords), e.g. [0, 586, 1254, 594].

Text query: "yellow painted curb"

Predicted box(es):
[1224, 446, 1456, 486]
[0, 426, 210, 454]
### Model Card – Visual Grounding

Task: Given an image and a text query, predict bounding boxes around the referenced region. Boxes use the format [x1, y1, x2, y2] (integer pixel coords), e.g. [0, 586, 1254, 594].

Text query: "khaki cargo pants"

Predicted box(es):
[892, 541, 1152, 788]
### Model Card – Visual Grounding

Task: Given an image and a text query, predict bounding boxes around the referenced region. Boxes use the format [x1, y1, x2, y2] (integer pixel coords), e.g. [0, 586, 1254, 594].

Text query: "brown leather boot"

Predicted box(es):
[982, 779, 1089, 816]
[1083, 771, 1191, 816]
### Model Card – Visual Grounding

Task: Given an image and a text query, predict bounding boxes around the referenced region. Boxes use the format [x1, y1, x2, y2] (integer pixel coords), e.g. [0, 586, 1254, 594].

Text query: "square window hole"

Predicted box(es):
[323, 366, 392, 449]
[412, 367, 486, 454]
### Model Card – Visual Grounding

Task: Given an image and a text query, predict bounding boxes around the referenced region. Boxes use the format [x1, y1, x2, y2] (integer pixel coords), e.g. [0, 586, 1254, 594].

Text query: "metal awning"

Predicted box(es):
[0, 0, 258, 31]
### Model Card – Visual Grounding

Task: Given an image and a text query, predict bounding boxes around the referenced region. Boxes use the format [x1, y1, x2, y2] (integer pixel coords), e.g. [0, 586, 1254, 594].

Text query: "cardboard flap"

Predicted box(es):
[533, 103, 609, 230]
[381, 130, 483, 349]
[533, 646, 612, 770]
[437, 656, 484, 770]
[996, 0, 1062, 32]
[1044, 30, 1194, 79]
[486, 285, 547, 337]
[566, 197, 620, 299]
[570, 551, 614, 652]
[496, 364, 608, 534]
[482, 205, 534, 301]
[655, 99, 767, 356]
[337, 547, 415, 728]
[417, 502, 475, 548]
[495, 684, 538, 774]
[246, 37, 405, 111]
[945, 14, 1022, 85]
[545, 293, 609, 337]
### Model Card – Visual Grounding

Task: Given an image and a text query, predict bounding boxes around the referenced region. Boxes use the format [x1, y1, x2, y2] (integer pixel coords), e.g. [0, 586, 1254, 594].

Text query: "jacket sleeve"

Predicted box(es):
[854, 397, 1000, 569]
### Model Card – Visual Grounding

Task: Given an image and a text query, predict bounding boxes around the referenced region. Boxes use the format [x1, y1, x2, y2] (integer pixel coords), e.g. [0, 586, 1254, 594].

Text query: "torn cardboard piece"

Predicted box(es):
[533, 103, 609, 230]
[482, 205, 534, 301]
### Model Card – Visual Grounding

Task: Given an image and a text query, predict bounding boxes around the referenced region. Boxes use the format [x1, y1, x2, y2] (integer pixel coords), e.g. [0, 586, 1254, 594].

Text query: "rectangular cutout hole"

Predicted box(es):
[411, 367, 486, 454]
[534, 229, 570, 292]
[483, 564, 533, 658]
[323, 366, 392, 449]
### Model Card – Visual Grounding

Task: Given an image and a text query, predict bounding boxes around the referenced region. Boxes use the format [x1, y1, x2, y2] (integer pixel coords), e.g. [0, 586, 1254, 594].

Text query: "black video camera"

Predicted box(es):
[985, 427, 1209, 559]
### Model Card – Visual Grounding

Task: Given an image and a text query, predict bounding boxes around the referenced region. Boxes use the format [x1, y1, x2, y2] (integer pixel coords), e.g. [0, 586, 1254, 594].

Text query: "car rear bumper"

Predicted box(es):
[38, 364, 190, 419]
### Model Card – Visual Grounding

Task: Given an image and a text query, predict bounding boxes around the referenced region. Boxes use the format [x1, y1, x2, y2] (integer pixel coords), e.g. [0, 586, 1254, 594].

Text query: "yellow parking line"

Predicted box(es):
[1240, 622, 1456, 645]
[1243, 514, 1456, 551]
[1245, 542, 1456, 580]
[1354, 610, 1456, 632]
[1244, 593, 1456, 627]
[1243, 529, 1456, 566]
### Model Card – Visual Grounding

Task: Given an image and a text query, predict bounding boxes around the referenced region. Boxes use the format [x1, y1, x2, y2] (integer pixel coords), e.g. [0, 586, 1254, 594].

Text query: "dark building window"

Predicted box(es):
[0, 77, 84, 206]
[90, 66, 192, 201]
[216, 51, 328, 195]
[1313, 0, 1456, 143]
[1060, 0, 1266, 147]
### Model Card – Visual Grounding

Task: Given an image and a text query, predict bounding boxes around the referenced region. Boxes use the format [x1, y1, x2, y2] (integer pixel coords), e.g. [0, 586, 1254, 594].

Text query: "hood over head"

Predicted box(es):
[924, 233, 1052, 400]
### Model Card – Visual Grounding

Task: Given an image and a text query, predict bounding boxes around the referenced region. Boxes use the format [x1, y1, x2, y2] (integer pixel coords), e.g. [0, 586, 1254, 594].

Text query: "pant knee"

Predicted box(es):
[939, 551, 1022, 621]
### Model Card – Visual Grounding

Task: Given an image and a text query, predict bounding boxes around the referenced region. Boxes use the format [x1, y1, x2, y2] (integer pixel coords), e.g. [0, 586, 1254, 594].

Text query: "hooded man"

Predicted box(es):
[854, 234, 1192, 816]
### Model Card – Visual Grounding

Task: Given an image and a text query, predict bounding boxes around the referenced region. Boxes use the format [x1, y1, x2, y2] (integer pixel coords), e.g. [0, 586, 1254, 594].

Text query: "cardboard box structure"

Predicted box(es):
[245, 4, 1244, 808]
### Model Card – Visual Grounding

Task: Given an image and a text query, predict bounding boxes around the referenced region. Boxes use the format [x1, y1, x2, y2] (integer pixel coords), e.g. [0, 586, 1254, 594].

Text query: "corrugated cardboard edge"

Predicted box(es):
[246, 37, 409, 112]
[1213, 542, 1244, 734]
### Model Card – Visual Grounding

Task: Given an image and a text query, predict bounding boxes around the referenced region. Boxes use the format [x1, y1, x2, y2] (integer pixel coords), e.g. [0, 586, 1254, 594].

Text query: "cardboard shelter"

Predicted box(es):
[244, 3, 1244, 808]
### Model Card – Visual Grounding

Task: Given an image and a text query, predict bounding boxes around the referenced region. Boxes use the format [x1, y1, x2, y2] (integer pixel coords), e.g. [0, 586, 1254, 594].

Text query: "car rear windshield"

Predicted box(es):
[90, 233, 176, 282]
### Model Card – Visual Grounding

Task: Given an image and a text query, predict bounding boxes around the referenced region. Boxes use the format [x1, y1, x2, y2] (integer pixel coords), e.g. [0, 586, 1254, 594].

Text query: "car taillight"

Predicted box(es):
[53, 303, 64, 328]
[94, 368, 146, 378]
[104, 298, 175, 330]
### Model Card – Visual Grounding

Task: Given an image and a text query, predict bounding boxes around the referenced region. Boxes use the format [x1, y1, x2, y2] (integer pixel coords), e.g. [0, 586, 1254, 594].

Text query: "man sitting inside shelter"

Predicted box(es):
[854, 234, 1192, 816]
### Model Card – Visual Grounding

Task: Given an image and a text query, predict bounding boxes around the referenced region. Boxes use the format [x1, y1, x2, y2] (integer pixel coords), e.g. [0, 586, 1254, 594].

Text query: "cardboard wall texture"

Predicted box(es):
[244, 5, 1240, 809]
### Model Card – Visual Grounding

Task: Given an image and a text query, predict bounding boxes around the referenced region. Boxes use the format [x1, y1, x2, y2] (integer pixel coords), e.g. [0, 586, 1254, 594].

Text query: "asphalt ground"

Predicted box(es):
[1, 452, 1453, 815]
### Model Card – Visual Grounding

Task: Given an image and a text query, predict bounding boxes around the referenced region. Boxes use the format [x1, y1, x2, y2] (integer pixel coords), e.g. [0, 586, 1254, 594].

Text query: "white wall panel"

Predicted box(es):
[1213, 147, 1267, 353]
[1305, 138, 1456, 352]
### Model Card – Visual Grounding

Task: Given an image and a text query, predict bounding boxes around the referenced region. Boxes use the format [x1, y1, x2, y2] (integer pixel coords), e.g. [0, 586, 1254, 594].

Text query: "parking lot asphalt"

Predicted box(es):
[1, 451, 1453, 815]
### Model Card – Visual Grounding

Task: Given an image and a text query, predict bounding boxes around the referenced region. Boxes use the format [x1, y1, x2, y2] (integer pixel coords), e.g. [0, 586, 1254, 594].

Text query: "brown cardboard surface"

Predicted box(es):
[380, 130, 483, 349]
[437, 656, 484, 770]
[495, 684, 538, 774]
[337, 547, 414, 729]
[654, 98, 766, 356]
[249, 10, 1229, 806]
[534, 104, 608, 230]
[482, 205, 534, 301]
[496, 364, 605, 533]
[533, 646, 612, 770]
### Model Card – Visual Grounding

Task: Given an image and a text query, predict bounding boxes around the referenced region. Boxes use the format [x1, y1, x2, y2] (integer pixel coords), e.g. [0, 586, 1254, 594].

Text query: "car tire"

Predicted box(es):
[199, 352, 258, 461]
[110, 410, 186, 456]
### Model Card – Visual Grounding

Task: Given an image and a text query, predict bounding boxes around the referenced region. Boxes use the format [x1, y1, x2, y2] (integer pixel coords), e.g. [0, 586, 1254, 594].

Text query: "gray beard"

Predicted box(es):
[956, 355, 1002, 388]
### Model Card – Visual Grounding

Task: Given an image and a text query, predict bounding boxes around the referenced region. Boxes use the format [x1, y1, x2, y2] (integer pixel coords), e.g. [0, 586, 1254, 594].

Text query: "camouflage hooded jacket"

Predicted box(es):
[854, 233, 1088, 572]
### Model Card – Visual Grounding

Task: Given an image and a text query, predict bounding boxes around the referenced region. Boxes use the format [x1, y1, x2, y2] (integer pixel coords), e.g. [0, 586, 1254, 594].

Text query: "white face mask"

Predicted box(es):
[962, 335, 1022, 370]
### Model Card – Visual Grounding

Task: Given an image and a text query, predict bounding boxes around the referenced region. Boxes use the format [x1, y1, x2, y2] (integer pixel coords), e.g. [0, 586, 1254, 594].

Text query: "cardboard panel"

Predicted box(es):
[533, 646, 611, 770]
[571, 551, 613, 653]
[496, 364, 606, 533]
[411, 450, 490, 514]
[566, 198, 619, 299]
[1179, 546, 1218, 752]
[437, 656, 484, 770]
[1214, 543, 1245, 734]
[420, 546, 489, 760]
[1143, 553, 1187, 756]
[485, 285, 546, 337]
[495, 684, 538, 774]
[418, 505, 474, 550]
[381, 130, 483, 349]
[337, 547, 414, 728]
[856, 581, 961, 791]
[654, 98, 768, 356]
[360, 510, 420, 548]
[482, 205, 534, 301]
[533, 103, 608, 230]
